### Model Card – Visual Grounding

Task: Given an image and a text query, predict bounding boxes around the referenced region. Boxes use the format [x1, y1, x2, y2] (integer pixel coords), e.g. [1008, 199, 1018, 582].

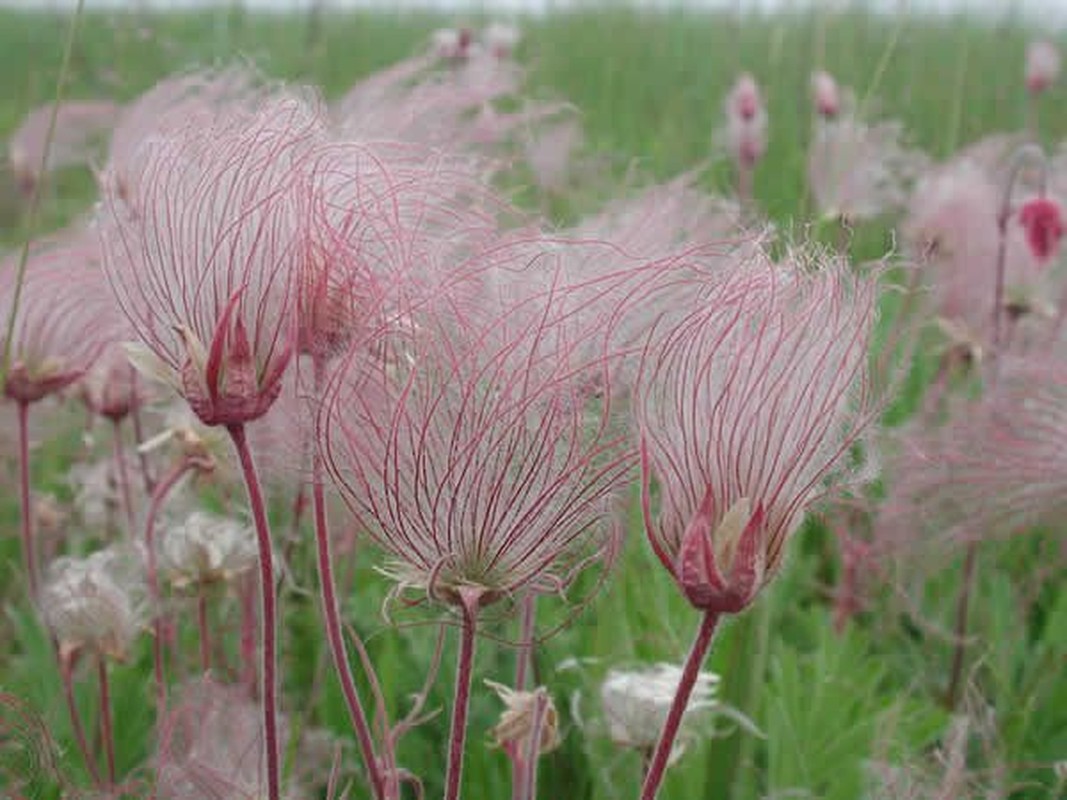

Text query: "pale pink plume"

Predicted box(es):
[320, 242, 637, 608]
[432, 27, 475, 61]
[878, 352, 1067, 554]
[567, 170, 757, 260]
[718, 72, 767, 170]
[808, 115, 928, 221]
[80, 341, 148, 422]
[299, 140, 504, 357]
[7, 100, 120, 193]
[634, 257, 876, 613]
[483, 22, 521, 59]
[100, 92, 325, 427]
[155, 678, 300, 800]
[902, 160, 1056, 342]
[1, 228, 122, 404]
[1026, 39, 1061, 94]
[810, 70, 842, 119]
[333, 47, 524, 154]
[521, 113, 584, 194]
[101, 66, 266, 216]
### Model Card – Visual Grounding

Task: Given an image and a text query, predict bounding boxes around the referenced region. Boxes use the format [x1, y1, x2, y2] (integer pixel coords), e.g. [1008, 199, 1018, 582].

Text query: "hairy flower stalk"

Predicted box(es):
[633, 257, 875, 798]
[101, 93, 324, 800]
[1, 233, 118, 596]
[322, 241, 638, 799]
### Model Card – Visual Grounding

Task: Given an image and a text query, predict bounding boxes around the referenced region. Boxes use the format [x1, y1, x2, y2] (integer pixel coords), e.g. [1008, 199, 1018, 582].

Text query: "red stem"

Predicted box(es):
[112, 419, 136, 536]
[227, 422, 281, 800]
[97, 657, 116, 786]
[240, 572, 257, 695]
[514, 594, 537, 692]
[197, 589, 211, 673]
[16, 400, 38, 598]
[444, 593, 480, 800]
[945, 542, 978, 711]
[311, 358, 388, 799]
[61, 658, 102, 787]
[640, 611, 721, 800]
[129, 375, 156, 494]
[144, 459, 195, 713]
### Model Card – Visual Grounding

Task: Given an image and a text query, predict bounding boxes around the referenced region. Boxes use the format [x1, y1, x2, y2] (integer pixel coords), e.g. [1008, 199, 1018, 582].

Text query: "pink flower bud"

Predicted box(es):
[811, 70, 841, 119]
[1026, 40, 1061, 95]
[1017, 196, 1064, 263]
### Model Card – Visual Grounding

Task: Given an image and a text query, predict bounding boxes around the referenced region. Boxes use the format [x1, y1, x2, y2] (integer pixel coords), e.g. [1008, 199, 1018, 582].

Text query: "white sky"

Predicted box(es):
[1, 0, 1065, 27]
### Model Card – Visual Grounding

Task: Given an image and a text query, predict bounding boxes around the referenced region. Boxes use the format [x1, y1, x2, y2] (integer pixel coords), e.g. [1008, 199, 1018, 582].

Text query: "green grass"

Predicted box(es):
[1, 4, 1065, 800]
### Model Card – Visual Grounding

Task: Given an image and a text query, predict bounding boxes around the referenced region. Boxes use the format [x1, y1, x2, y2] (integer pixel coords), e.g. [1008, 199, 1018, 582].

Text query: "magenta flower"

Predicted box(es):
[1018, 195, 1065, 263]
[635, 259, 875, 614]
[101, 94, 324, 427]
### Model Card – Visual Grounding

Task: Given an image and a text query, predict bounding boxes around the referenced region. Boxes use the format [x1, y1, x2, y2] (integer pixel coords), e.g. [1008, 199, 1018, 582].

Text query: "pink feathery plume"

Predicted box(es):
[878, 352, 1067, 554]
[319, 243, 636, 610]
[521, 113, 584, 195]
[808, 114, 928, 222]
[1, 228, 121, 404]
[333, 44, 524, 154]
[568, 170, 758, 260]
[7, 100, 120, 195]
[902, 160, 1058, 346]
[716, 73, 767, 203]
[101, 66, 266, 215]
[155, 678, 295, 800]
[810, 70, 844, 120]
[634, 257, 876, 614]
[1026, 40, 1060, 96]
[100, 92, 325, 427]
[483, 22, 521, 59]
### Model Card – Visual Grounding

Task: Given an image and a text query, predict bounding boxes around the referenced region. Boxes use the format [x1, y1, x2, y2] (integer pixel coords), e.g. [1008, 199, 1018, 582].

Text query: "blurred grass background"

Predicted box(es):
[0, 4, 1065, 799]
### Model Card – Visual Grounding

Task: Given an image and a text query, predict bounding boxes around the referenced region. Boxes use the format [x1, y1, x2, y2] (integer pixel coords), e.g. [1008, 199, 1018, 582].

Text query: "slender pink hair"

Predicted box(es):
[319, 242, 637, 609]
[8, 100, 120, 193]
[634, 256, 876, 612]
[100, 93, 326, 426]
[1, 228, 121, 403]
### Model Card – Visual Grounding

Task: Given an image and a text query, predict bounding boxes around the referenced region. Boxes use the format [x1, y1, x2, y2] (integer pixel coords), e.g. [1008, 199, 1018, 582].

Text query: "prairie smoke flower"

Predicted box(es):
[102, 67, 265, 213]
[810, 70, 842, 119]
[522, 115, 584, 195]
[80, 342, 146, 421]
[719, 73, 767, 171]
[7, 100, 119, 194]
[903, 161, 1054, 339]
[320, 249, 633, 609]
[1017, 195, 1065, 263]
[432, 27, 475, 61]
[808, 116, 927, 222]
[600, 664, 719, 765]
[486, 680, 561, 755]
[1026, 40, 1061, 95]
[159, 511, 258, 590]
[483, 22, 521, 59]
[1, 231, 119, 404]
[40, 544, 147, 663]
[68, 459, 123, 531]
[101, 93, 324, 427]
[635, 260, 875, 614]
[155, 678, 299, 800]
[879, 354, 1067, 551]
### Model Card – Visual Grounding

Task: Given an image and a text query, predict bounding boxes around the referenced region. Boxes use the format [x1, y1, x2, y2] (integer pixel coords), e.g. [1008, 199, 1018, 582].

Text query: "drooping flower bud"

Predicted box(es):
[1017, 195, 1065, 263]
